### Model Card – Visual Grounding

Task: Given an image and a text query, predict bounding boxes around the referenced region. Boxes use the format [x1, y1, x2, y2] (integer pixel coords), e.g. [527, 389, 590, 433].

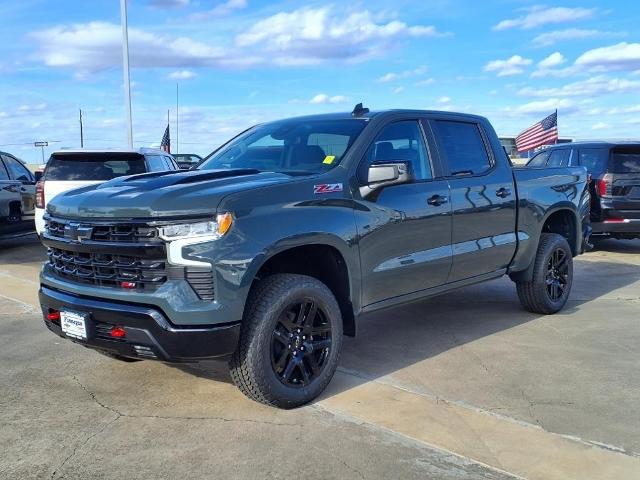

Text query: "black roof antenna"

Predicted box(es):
[351, 103, 370, 117]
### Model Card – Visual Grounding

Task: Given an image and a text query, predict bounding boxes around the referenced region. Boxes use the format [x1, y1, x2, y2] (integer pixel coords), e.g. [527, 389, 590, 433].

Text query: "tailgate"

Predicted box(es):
[608, 147, 640, 212]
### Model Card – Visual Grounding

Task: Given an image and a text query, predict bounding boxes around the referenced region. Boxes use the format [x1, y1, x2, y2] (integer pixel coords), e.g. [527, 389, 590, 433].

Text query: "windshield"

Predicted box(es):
[199, 119, 367, 174]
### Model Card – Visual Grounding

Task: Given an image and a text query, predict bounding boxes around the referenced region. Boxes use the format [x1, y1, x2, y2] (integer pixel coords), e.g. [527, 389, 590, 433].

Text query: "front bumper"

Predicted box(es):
[40, 286, 240, 362]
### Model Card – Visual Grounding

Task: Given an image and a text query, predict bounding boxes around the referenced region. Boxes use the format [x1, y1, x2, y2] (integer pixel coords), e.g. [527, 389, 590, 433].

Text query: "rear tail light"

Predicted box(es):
[597, 173, 613, 197]
[35, 181, 45, 209]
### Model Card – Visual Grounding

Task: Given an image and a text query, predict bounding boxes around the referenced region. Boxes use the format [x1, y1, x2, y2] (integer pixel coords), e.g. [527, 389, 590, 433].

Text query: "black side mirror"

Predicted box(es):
[360, 161, 413, 198]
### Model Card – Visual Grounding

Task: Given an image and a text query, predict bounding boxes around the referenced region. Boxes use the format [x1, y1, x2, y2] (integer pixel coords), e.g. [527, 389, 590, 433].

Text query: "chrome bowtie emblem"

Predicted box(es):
[64, 223, 94, 242]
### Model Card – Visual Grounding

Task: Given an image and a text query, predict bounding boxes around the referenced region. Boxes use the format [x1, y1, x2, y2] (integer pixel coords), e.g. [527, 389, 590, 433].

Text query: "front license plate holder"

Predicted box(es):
[60, 310, 88, 340]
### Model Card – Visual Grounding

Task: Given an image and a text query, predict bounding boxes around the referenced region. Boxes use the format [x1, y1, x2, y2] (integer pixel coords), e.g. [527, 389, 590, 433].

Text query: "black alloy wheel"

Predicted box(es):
[545, 247, 570, 301]
[271, 300, 332, 387]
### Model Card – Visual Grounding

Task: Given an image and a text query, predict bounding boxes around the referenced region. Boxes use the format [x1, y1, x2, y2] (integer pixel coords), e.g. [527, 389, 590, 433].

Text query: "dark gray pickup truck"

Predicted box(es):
[39, 107, 591, 408]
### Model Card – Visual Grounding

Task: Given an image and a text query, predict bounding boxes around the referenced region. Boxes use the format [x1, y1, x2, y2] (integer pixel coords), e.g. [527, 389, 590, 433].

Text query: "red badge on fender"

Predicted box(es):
[314, 183, 343, 194]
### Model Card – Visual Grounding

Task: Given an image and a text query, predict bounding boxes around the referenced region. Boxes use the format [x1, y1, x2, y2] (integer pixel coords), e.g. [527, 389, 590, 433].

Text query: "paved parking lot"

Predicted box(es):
[1, 235, 639, 479]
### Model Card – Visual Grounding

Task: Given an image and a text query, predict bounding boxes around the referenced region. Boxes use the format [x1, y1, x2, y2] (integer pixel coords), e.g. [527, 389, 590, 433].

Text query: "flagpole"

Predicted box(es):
[176, 83, 179, 155]
[120, 0, 133, 148]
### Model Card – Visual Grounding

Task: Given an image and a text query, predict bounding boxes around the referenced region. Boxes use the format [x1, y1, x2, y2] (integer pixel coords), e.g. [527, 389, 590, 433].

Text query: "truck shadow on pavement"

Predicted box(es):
[171, 249, 640, 402]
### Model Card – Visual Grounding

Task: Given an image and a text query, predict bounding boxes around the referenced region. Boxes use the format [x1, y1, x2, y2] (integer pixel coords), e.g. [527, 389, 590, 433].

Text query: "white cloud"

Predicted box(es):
[30, 7, 445, 73]
[309, 94, 350, 104]
[484, 55, 533, 77]
[591, 122, 609, 130]
[30, 22, 232, 73]
[167, 69, 197, 80]
[235, 7, 445, 65]
[415, 78, 435, 86]
[575, 42, 640, 72]
[437, 96, 451, 103]
[506, 98, 576, 115]
[190, 0, 247, 20]
[393, 87, 404, 94]
[493, 6, 596, 31]
[150, 0, 190, 8]
[377, 65, 427, 83]
[17, 103, 48, 114]
[538, 52, 565, 69]
[518, 75, 640, 98]
[532, 28, 625, 47]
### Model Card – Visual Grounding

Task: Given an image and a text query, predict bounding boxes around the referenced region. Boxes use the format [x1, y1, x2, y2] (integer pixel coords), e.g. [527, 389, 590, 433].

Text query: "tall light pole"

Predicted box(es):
[120, 0, 133, 148]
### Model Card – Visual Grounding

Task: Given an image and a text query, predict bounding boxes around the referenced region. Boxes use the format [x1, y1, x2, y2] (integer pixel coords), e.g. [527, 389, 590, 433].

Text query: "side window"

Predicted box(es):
[366, 121, 432, 181]
[3, 156, 32, 182]
[0, 160, 9, 180]
[547, 149, 570, 167]
[579, 148, 607, 173]
[146, 155, 167, 172]
[527, 150, 550, 167]
[431, 121, 492, 175]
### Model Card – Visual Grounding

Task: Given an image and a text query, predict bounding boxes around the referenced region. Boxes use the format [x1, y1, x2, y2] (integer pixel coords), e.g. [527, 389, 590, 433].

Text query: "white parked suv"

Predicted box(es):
[35, 149, 179, 235]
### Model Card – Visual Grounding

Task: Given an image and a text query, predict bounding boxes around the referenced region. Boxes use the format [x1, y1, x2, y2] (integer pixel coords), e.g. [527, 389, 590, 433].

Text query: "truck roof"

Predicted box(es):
[51, 147, 169, 155]
[263, 109, 488, 123]
[542, 140, 640, 148]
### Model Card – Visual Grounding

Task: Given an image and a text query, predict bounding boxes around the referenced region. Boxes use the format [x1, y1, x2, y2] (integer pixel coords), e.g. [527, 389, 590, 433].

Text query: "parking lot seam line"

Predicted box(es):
[71, 375, 300, 427]
[333, 367, 638, 459]
[0, 293, 38, 313]
[312, 404, 525, 480]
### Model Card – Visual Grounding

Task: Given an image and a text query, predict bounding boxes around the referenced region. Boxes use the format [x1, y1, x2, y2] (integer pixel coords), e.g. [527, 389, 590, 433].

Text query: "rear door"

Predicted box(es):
[428, 117, 517, 282]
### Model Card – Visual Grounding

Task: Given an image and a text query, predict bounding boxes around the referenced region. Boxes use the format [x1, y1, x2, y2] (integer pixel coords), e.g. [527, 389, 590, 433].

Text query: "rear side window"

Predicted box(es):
[0, 160, 9, 180]
[578, 148, 608, 173]
[431, 121, 492, 175]
[146, 155, 168, 172]
[547, 149, 570, 167]
[527, 150, 550, 167]
[610, 148, 640, 173]
[3, 156, 32, 181]
[44, 154, 146, 181]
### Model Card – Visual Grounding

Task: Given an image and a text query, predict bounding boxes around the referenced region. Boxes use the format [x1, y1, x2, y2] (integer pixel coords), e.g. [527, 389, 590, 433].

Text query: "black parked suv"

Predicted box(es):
[527, 141, 640, 239]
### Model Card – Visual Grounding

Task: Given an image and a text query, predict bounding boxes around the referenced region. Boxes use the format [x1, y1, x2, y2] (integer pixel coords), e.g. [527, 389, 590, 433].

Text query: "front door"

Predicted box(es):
[428, 118, 517, 282]
[355, 120, 452, 307]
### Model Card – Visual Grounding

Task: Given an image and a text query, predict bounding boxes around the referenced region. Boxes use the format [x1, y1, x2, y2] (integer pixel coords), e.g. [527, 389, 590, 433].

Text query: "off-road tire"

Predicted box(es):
[516, 233, 573, 314]
[229, 274, 343, 409]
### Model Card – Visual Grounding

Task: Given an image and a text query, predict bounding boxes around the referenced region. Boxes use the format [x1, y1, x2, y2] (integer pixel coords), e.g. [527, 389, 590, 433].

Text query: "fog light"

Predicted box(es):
[110, 326, 126, 338]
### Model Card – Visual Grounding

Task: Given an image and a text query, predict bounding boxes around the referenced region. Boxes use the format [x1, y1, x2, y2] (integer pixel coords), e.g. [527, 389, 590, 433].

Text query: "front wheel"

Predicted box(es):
[229, 274, 343, 409]
[516, 233, 574, 314]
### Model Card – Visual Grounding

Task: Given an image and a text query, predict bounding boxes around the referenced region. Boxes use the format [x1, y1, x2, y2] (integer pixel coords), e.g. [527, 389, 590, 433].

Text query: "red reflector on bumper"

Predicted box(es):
[47, 310, 60, 321]
[121, 281, 136, 289]
[110, 326, 126, 338]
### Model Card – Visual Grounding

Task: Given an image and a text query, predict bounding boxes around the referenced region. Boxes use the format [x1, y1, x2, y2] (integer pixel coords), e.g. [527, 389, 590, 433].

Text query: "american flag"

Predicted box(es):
[515, 111, 558, 153]
[160, 124, 170, 153]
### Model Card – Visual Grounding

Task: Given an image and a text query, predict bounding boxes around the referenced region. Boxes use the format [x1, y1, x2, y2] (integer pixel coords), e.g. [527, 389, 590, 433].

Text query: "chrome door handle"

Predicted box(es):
[427, 194, 448, 206]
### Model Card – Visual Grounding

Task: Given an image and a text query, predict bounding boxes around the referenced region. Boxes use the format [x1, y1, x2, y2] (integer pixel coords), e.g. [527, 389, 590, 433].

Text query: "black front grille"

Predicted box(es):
[46, 218, 161, 243]
[47, 248, 167, 289]
[186, 268, 215, 301]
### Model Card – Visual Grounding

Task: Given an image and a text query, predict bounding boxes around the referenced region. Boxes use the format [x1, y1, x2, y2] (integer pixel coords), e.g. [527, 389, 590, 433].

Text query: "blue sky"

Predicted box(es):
[1, 0, 639, 163]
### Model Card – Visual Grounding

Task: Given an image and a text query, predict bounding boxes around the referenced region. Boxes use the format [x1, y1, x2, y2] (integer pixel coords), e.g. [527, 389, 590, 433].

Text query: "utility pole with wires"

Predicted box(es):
[120, 0, 134, 148]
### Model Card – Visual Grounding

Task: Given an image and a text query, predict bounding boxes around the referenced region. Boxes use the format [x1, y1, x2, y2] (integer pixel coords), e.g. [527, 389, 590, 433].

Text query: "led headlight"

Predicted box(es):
[158, 213, 233, 241]
[158, 213, 234, 266]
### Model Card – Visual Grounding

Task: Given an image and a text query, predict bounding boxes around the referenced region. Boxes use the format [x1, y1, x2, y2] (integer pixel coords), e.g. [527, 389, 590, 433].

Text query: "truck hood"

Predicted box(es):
[47, 169, 294, 220]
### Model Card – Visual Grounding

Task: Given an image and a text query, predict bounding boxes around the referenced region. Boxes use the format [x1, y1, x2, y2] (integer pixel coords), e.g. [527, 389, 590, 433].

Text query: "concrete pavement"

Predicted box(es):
[1, 235, 639, 479]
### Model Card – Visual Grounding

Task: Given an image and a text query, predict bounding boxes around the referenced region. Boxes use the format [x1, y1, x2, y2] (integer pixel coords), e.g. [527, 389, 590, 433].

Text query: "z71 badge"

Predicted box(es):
[314, 183, 343, 194]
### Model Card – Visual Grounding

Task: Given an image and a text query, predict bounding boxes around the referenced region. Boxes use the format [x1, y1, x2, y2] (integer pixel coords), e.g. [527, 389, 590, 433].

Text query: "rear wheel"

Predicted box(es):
[230, 274, 343, 409]
[516, 233, 573, 314]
